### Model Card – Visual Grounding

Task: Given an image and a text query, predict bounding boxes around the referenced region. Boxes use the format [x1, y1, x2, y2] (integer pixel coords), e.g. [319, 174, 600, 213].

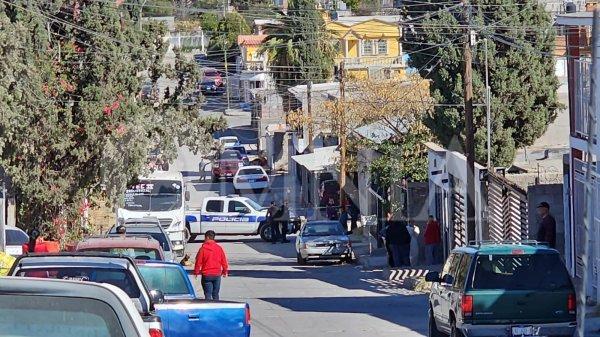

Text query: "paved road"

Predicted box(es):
[185, 236, 428, 337]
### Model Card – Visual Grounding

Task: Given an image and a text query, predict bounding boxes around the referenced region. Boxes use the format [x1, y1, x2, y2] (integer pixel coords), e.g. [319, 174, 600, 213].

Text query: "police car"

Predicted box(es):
[186, 195, 275, 241]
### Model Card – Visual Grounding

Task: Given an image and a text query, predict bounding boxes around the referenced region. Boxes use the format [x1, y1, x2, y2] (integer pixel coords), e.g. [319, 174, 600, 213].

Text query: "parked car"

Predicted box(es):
[5, 225, 29, 256]
[319, 179, 340, 207]
[295, 220, 353, 265]
[218, 136, 240, 148]
[228, 145, 251, 164]
[202, 68, 223, 87]
[0, 276, 150, 337]
[212, 149, 245, 182]
[108, 221, 177, 261]
[136, 260, 252, 337]
[199, 79, 224, 95]
[75, 236, 165, 261]
[8, 253, 164, 337]
[425, 241, 577, 337]
[233, 166, 270, 193]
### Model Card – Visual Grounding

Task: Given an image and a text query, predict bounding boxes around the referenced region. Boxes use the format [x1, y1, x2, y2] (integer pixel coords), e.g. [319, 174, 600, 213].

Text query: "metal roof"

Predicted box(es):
[556, 11, 593, 26]
[291, 146, 339, 172]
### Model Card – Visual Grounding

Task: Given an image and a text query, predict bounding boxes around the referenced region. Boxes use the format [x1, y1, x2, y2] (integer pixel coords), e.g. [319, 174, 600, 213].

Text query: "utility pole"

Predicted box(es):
[484, 38, 491, 169]
[578, 8, 600, 337]
[307, 81, 314, 152]
[463, 0, 476, 242]
[224, 47, 231, 110]
[139, 0, 148, 30]
[338, 62, 347, 212]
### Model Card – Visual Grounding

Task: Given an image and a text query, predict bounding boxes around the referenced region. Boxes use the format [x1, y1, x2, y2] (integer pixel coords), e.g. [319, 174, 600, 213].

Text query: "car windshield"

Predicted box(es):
[471, 253, 572, 291]
[80, 248, 160, 260]
[220, 151, 240, 160]
[239, 168, 263, 175]
[109, 227, 171, 252]
[244, 198, 264, 211]
[204, 71, 219, 77]
[123, 180, 182, 212]
[302, 223, 345, 237]
[0, 295, 126, 337]
[16, 267, 141, 298]
[138, 265, 190, 296]
[6, 228, 28, 245]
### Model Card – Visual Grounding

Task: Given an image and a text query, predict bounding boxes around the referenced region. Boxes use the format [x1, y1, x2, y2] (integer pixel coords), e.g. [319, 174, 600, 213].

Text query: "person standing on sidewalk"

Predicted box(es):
[424, 215, 442, 265]
[385, 217, 411, 267]
[536, 201, 556, 248]
[276, 200, 291, 243]
[193, 230, 229, 300]
[267, 201, 280, 244]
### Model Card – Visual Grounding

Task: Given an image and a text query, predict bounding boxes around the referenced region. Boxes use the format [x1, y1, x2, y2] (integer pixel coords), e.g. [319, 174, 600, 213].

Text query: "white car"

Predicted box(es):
[5, 226, 29, 256]
[219, 136, 239, 148]
[233, 166, 269, 193]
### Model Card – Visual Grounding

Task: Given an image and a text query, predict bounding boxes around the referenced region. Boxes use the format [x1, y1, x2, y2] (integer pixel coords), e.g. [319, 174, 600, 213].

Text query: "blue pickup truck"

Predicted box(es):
[136, 260, 251, 337]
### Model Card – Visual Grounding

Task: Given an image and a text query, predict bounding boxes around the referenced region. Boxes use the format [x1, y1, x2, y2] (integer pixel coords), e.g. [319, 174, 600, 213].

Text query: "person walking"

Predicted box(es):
[267, 201, 280, 244]
[339, 207, 349, 232]
[385, 216, 411, 267]
[276, 200, 291, 243]
[348, 200, 360, 231]
[536, 202, 556, 248]
[326, 198, 338, 220]
[193, 230, 228, 300]
[424, 215, 442, 265]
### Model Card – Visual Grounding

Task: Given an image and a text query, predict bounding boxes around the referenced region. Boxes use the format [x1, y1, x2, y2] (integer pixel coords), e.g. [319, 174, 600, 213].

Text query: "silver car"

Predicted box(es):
[295, 221, 353, 265]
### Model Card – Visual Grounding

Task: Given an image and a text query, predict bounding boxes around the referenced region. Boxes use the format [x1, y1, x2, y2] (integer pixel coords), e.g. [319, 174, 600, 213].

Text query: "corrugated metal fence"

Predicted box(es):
[487, 171, 529, 242]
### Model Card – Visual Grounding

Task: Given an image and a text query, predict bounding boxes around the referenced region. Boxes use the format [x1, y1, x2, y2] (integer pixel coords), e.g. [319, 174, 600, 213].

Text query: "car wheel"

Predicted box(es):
[259, 223, 272, 242]
[429, 307, 446, 337]
[449, 317, 463, 337]
[212, 176, 219, 183]
[185, 225, 196, 243]
[343, 254, 354, 264]
[297, 253, 307, 265]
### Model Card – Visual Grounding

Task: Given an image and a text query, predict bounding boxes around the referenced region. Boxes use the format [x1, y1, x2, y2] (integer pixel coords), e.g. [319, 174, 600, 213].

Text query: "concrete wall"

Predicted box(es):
[528, 184, 565, 255]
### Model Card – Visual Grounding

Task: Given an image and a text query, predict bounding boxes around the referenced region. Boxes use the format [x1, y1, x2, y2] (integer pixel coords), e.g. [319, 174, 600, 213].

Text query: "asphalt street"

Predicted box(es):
[184, 236, 428, 337]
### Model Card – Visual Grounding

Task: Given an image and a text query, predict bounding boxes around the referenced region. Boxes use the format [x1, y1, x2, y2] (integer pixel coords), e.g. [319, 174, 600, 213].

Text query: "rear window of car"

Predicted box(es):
[471, 253, 572, 291]
[204, 71, 219, 77]
[230, 146, 247, 154]
[138, 265, 190, 296]
[16, 267, 141, 298]
[0, 295, 126, 337]
[108, 227, 171, 252]
[302, 223, 345, 236]
[6, 228, 28, 245]
[206, 200, 224, 213]
[80, 248, 160, 260]
[239, 168, 264, 175]
[220, 151, 240, 160]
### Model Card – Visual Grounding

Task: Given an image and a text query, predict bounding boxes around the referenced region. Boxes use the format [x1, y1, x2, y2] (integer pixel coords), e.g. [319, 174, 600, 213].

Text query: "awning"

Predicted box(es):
[291, 146, 339, 172]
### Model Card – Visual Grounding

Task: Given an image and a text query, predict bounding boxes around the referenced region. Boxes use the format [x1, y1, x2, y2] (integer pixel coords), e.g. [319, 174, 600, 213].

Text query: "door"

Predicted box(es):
[438, 253, 462, 332]
[431, 253, 456, 329]
[201, 199, 227, 234]
[226, 200, 256, 234]
[450, 253, 472, 324]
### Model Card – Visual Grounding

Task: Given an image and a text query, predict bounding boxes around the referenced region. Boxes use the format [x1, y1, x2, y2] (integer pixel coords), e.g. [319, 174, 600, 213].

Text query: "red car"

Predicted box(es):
[212, 150, 245, 182]
[319, 179, 340, 207]
[202, 68, 223, 87]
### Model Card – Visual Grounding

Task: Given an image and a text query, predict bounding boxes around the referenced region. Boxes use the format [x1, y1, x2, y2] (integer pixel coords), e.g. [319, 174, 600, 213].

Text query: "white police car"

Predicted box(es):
[186, 195, 274, 241]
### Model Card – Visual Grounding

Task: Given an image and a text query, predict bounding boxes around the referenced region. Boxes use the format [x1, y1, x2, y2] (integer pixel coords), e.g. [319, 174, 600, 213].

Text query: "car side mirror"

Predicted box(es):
[442, 274, 454, 285]
[185, 191, 191, 202]
[149, 289, 165, 306]
[425, 271, 441, 283]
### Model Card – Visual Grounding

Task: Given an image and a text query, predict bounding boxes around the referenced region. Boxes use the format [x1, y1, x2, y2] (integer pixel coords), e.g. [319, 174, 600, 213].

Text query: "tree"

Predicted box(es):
[199, 12, 219, 31]
[0, 0, 225, 237]
[261, 0, 336, 91]
[206, 12, 251, 65]
[402, 0, 560, 167]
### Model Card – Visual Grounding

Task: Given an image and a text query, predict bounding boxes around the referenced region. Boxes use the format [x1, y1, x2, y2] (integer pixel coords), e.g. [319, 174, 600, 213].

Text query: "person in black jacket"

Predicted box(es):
[276, 200, 291, 243]
[267, 201, 280, 244]
[385, 218, 412, 267]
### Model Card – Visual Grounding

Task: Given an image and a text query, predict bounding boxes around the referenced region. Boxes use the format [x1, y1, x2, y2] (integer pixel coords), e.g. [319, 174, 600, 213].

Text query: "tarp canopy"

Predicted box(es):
[291, 146, 339, 172]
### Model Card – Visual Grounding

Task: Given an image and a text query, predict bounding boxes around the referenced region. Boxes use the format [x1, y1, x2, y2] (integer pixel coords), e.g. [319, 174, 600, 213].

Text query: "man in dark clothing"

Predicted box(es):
[536, 202, 556, 248]
[267, 201, 280, 244]
[348, 201, 360, 231]
[276, 201, 291, 243]
[385, 219, 412, 267]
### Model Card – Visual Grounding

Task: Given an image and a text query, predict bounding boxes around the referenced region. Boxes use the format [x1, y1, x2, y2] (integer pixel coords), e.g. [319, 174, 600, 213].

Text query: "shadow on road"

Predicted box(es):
[259, 295, 428, 334]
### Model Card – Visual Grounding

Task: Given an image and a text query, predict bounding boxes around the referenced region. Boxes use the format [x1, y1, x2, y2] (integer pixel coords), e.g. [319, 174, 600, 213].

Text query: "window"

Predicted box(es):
[361, 40, 374, 55]
[453, 254, 472, 289]
[138, 265, 190, 296]
[206, 200, 224, 213]
[471, 254, 572, 291]
[378, 39, 387, 54]
[0, 295, 126, 337]
[6, 229, 28, 245]
[80, 248, 160, 260]
[228, 201, 249, 213]
[302, 222, 345, 236]
[239, 168, 264, 175]
[441, 253, 457, 277]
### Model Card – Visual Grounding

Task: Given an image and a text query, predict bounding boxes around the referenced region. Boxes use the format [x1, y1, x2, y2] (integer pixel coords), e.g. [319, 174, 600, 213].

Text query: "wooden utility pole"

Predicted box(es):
[463, 0, 476, 242]
[338, 62, 347, 212]
[307, 81, 314, 152]
[224, 47, 231, 110]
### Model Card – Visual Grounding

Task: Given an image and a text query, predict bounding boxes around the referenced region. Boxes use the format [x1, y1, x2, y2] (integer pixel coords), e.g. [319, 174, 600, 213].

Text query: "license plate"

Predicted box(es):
[248, 179, 256, 183]
[512, 326, 533, 336]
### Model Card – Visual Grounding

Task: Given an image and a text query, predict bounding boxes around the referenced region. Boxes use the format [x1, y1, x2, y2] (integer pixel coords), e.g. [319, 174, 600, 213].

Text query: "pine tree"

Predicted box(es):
[403, 0, 560, 166]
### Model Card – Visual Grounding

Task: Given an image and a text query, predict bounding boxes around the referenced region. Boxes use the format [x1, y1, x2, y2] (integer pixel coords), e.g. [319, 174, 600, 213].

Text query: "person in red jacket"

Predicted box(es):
[424, 215, 442, 265]
[22, 229, 50, 254]
[193, 230, 229, 300]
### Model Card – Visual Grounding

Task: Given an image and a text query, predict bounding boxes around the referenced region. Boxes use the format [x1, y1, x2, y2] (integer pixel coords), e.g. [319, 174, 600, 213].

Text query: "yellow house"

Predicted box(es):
[326, 15, 405, 79]
[237, 34, 269, 71]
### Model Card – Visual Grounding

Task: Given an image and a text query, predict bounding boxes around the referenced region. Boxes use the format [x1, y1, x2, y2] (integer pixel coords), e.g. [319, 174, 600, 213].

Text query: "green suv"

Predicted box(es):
[425, 242, 576, 337]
